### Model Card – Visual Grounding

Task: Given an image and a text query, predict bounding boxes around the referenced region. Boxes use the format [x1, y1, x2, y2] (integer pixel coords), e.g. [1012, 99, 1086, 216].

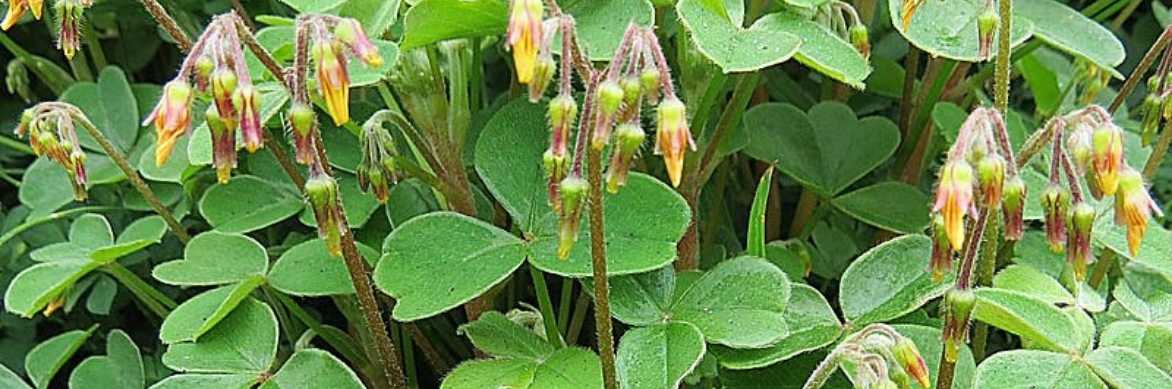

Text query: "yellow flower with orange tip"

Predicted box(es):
[313, 40, 351, 125]
[1115, 167, 1164, 256]
[145, 80, 193, 167]
[655, 96, 693, 187]
[507, 0, 543, 84]
[1090, 124, 1124, 197]
[932, 160, 974, 250]
[1, 0, 27, 30]
[334, 18, 383, 68]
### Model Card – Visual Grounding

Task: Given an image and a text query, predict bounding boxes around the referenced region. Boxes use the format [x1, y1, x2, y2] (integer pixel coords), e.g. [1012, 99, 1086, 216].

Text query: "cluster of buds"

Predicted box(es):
[815, 1, 870, 59]
[806, 324, 930, 389]
[145, 14, 262, 183]
[16, 102, 92, 200]
[357, 114, 401, 203]
[1138, 72, 1172, 146]
[1, 0, 92, 59]
[929, 107, 1022, 281]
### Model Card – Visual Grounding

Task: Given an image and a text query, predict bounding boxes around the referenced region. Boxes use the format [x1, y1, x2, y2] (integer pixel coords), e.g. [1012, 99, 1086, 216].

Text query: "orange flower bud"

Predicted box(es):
[930, 214, 953, 282]
[932, 160, 974, 250]
[206, 105, 236, 184]
[306, 167, 343, 256]
[334, 18, 383, 68]
[606, 123, 646, 193]
[507, 0, 543, 84]
[313, 40, 351, 125]
[1090, 124, 1124, 198]
[1115, 167, 1164, 256]
[891, 337, 930, 389]
[146, 80, 193, 167]
[976, 154, 1006, 208]
[655, 97, 693, 187]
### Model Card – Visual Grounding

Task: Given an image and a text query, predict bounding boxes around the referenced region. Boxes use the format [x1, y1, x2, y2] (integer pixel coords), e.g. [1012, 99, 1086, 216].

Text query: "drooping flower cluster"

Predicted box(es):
[815, 1, 870, 59]
[16, 102, 89, 200]
[2, 0, 92, 59]
[803, 324, 930, 389]
[929, 107, 1022, 281]
[357, 115, 400, 203]
[522, 13, 690, 259]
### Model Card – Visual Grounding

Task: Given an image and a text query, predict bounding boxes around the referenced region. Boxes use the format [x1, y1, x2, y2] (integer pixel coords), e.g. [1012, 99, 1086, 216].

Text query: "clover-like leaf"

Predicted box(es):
[68, 330, 145, 389]
[840, 235, 951, 325]
[559, 0, 655, 61]
[1100, 321, 1172, 373]
[972, 287, 1081, 353]
[441, 347, 603, 389]
[1086, 346, 1172, 388]
[831, 182, 931, 234]
[756, 12, 871, 88]
[400, 0, 508, 50]
[1015, 0, 1125, 76]
[25, 327, 95, 389]
[5, 259, 102, 317]
[671, 257, 791, 348]
[159, 279, 266, 344]
[153, 231, 268, 286]
[601, 265, 676, 326]
[268, 239, 379, 296]
[889, 0, 1033, 62]
[676, 0, 800, 73]
[710, 284, 842, 369]
[198, 176, 304, 233]
[258, 349, 365, 389]
[616, 322, 706, 389]
[973, 350, 1104, 389]
[162, 297, 278, 374]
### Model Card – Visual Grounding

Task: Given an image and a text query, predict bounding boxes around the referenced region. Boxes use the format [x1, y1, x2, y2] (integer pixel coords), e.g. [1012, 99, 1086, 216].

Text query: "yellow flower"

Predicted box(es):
[1115, 168, 1163, 256]
[655, 97, 693, 187]
[932, 160, 974, 250]
[313, 41, 351, 125]
[507, 0, 543, 84]
[145, 81, 193, 166]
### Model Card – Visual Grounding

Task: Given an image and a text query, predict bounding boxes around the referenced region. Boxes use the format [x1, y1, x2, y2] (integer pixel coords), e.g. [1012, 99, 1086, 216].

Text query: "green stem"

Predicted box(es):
[75, 118, 191, 243]
[558, 279, 574, 338]
[399, 323, 417, 389]
[136, 0, 193, 51]
[586, 147, 618, 389]
[101, 263, 173, 318]
[0, 134, 34, 154]
[0, 168, 19, 187]
[971, 215, 1002, 361]
[0, 206, 119, 249]
[1110, 26, 1172, 114]
[1089, 250, 1116, 290]
[271, 289, 370, 369]
[83, 23, 108, 71]
[567, 290, 590, 345]
[788, 189, 818, 238]
[529, 265, 566, 347]
[1143, 120, 1172, 180]
[994, 0, 1014, 114]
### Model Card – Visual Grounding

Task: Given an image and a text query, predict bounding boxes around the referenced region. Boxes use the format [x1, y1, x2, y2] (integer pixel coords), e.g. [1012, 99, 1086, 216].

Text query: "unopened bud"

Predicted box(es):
[1068, 201, 1095, 281]
[655, 97, 693, 187]
[1041, 184, 1071, 253]
[977, 154, 1006, 208]
[305, 170, 342, 256]
[606, 123, 646, 193]
[1002, 175, 1026, 241]
[544, 149, 570, 210]
[977, 9, 998, 59]
[233, 84, 263, 152]
[930, 214, 953, 282]
[942, 288, 977, 362]
[557, 176, 588, 259]
[1141, 94, 1163, 146]
[849, 24, 870, 59]
[206, 105, 236, 184]
[211, 69, 239, 122]
[1090, 124, 1123, 198]
[640, 68, 661, 104]
[891, 337, 930, 389]
[592, 80, 625, 149]
[195, 55, 214, 91]
[288, 103, 317, 164]
[528, 56, 555, 102]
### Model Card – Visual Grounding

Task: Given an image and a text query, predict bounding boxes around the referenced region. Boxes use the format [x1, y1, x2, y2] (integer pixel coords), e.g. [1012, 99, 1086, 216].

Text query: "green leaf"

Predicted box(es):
[756, 12, 871, 88]
[4, 259, 102, 317]
[1087, 346, 1172, 388]
[374, 212, 527, 321]
[118, 216, 169, 245]
[70, 214, 114, 248]
[474, 99, 556, 231]
[831, 182, 931, 234]
[991, 264, 1074, 305]
[84, 276, 117, 315]
[839, 235, 951, 325]
[60, 67, 139, 152]
[150, 374, 256, 389]
[671, 257, 790, 348]
[139, 130, 191, 183]
[339, 0, 401, 37]
[299, 173, 380, 228]
[159, 279, 266, 344]
[889, 0, 1033, 62]
[1100, 321, 1172, 373]
[747, 168, 772, 257]
[676, 0, 801, 73]
[153, 231, 269, 286]
[616, 322, 706, 389]
[268, 239, 379, 296]
[386, 178, 441, 227]
[602, 266, 675, 326]
[1015, 0, 1125, 76]
[18, 157, 79, 216]
[561, 0, 655, 61]
[162, 298, 278, 374]
[259, 349, 364, 389]
[68, 330, 145, 389]
[25, 328, 94, 389]
[764, 240, 812, 279]
[710, 284, 842, 369]
[743, 102, 900, 196]
[277, 0, 346, 12]
[458, 311, 555, 359]
[971, 288, 1080, 353]
[400, 0, 508, 50]
[973, 350, 1104, 388]
[441, 347, 603, 389]
[198, 176, 304, 234]
[0, 362, 30, 389]
[1113, 281, 1172, 322]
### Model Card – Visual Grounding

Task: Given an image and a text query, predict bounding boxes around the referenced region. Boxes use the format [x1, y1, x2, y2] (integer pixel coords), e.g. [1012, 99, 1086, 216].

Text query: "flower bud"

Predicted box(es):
[543, 148, 570, 210]
[655, 96, 694, 187]
[54, 0, 83, 60]
[977, 8, 998, 59]
[606, 123, 646, 193]
[942, 288, 976, 362]
[1041, 184, 1071, 253]
[313, 40, 351, 125]
[358, 124, 398, 203]
[287, 102, 318, 164]
[891, 337, 930, 389]
[334, 18, 383, 68]
[233, 84, 263, 153]
[618, 76, 642, 122]
[932, 160, 974, 250]
[1002, 175, 1026, 241]
[640, 68, 661, 104]
[592, 80, 625, 149]
[6, 60, 32, 102]
[66, 148, 86, 201]
[1090, 124, 1123, 198]
[146, 80, 194, 166]
[1, 0, 29, 30]
[211, 68, 239, 122]
[849, 24, 870, 59]
[527, 56, 556, 103]
[976, 154, 1006, 208]
[1068, 201, 1095, 281]
[557, 175, 588, 259]
[305, 168, 343, 256]
[507, 0, 543, 84]
[206, 105, 236, 184]
[1115, 167, 1164, 256]
[1067, 123, 1093, 172]
[1141, 93, 1163, 146]
[930, 214, 953, 282]
[195, 55, 214, 91]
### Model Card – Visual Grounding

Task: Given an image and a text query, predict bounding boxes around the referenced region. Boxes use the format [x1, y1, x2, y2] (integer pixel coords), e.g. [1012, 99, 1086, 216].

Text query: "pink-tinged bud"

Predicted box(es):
[942, 288, 976, 362]
[1002, 175, 1026, 241]
[543, 149, 569, 210]
[287, 102, 317, 165]
[527, 56, 555, 103]
[930, 214, 953, 282]
[977, 154, 1006, 208]
[891, 337, 930, 389]
[313, 40, 351, 125]
[1, 0, 28, 30]
[606, 123, 646, 193]
[592, 80, 625, 149]
[1090, 124, 1124, 198]
[977, 8, 997, 59]
[1041, 184, 1071, 253]
[640, 68, 661, 104]
[211, 68, 239, 124]
[205, 105, 236, 184]
[932, 160, 974, 250]
[1068, 201, 1095, 281]
[655, 97, 693, 187]
[334, 18, 383, 68]
[233, 84, 263, 153]
[194, 55, 214, 91]
[850, 24, 870, 59]
[146, 80, 193, 166]
[618, 76, 642, 123]
[557, 175, 587, 259]
[1067, 123, 1094, 172]
[54, 0, 82, 60]
[545, 94, 576, 208]
[507, 0, 543, 84]
[306, 167, 343, 256]
[1115, 168, 1164, 256]
[67, 148, 86, 201]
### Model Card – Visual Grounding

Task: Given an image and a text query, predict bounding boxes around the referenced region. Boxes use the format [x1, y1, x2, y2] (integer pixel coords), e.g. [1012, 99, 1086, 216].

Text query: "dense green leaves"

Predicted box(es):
[839, 235, 950, 325]
[973, 350, 1105, 388]
[459, 311, 556, 359]
[711, 284, 842, 369]
[25, 328, 94, 389]
[672, 257, 791, 348]
[159, 279, 266, 343]
[162, 298, 278, 374]
[61, 67, 139, 152]
[68, 330, 144, 389]
[445, 312, 603, 388]
[400, 0, 508, 50]
[972, 288, 1081, 353]
[756, 12, 871, 88]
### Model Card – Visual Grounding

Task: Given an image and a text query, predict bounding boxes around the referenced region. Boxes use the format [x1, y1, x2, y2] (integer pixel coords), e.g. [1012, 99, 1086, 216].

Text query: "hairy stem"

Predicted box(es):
[137, 0, 192, 51]
[1143, 120, 1172, 180]
[587, 146, 618, 389]
[1110, 26, 1172, 113]
[994, 0, 1014, 114]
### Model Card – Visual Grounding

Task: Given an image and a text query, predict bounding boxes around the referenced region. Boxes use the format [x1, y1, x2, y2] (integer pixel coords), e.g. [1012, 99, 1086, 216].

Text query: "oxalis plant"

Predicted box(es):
[3, 0, 1172, 388]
